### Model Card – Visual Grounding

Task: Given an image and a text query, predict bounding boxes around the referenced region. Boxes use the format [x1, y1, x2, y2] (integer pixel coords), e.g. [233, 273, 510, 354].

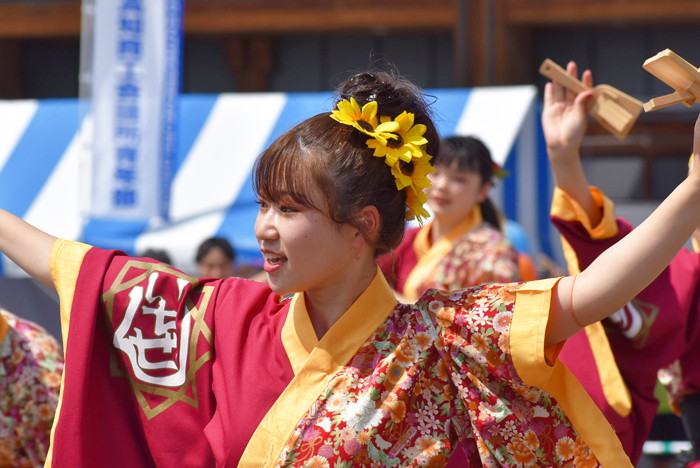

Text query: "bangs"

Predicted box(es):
[435, 137, 484, 173]
[253, 126, 325, 211]
[434, 148, 478, 172]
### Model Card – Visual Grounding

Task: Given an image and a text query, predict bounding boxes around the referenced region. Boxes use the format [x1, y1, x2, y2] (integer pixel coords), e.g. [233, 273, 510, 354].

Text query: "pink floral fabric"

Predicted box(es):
[275, 284, 600, 468]
[0, 310, 64, 468]
[658, 360, 684, 415]
[416, 224, 519, 296]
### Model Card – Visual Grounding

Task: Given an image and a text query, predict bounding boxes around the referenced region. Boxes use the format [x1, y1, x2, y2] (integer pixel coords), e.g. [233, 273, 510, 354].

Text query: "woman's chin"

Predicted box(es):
[267, 281, 298, 297]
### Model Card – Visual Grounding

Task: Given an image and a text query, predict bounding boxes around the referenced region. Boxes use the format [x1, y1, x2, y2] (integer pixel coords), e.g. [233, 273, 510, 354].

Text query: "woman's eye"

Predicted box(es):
[280, 205, 297, 213]
[255, 200, 268, 208]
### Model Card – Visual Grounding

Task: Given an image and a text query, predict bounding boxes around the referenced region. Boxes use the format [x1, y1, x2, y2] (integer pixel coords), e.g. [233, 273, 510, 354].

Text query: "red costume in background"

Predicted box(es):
[551, 186, 700, 464]
[378, 209, 519, 302]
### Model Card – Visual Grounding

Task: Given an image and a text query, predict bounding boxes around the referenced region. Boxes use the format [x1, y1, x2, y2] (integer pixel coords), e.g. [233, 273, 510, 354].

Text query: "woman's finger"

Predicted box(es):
[544, 82, 554, 108]
[566, 61, 579, 104]
[573, 90, 594, 117]
[552, 78, 564, 102]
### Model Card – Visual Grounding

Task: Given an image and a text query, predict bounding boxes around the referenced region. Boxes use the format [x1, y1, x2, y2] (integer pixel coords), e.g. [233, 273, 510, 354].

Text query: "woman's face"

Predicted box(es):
[254, 188, 359, 296]
[427, 162, 490, 221]
[198, 247, 234, 279]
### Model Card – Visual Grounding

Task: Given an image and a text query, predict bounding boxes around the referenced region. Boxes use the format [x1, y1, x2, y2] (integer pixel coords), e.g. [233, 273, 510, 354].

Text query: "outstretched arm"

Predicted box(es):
[542, 61, 602, 227]
[546, 110, 700, 346]
[0, 209, 56, 288]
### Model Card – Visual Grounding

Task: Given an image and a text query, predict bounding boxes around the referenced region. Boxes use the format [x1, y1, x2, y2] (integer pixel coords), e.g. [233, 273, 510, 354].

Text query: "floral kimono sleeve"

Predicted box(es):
[0, 310, 63, 468]
[417, 283, 615, 468]
[448, 231, 520, 289]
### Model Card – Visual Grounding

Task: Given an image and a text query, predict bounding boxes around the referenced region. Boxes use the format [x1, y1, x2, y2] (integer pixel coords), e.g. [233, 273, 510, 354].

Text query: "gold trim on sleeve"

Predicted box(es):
[511, 278, 633, 468]
[0, 309, 9, 344]
[560, 237, 633, 418]
[550, 186, 618, 240]
[45, 238, 92, 468]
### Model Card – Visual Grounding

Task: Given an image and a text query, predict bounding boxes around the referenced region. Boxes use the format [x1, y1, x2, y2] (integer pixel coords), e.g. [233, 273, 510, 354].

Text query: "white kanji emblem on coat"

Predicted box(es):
[103, 260, 213, 418]
[113, 271, 193, 387]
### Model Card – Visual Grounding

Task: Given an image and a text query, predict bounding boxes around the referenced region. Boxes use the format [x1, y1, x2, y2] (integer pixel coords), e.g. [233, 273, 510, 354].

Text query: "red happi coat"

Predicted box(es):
[46, 239, 631, 467]
[551, 186, 700, 465]
[48, 241, 292, 466]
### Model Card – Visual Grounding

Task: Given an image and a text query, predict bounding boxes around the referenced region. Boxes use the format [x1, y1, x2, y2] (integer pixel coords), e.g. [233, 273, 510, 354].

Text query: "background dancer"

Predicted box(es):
[378, 135, 520, 303]
[544, 60, 700, 467]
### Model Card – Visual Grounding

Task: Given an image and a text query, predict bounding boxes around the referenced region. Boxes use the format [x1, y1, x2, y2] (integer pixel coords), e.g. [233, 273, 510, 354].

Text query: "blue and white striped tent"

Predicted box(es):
[0, 86, 555, 276]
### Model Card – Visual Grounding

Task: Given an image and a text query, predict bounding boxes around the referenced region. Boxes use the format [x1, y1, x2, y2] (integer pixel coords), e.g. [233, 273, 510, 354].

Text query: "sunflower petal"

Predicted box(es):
[384, 150, 400, 166]
[406, 144, 425, 158]
[395, 111, 414, 133]
[361, 101, 378, 122]
[337, 100, 357, 119]
[375, 122, 400, 133]
[405, 135, 428, 148]
[412, 175, 432, 189]
[405, 124, 427, 138]
[330, 110, 354, 125]
[349, 97, 362, 117]
[367, 140, 388, 157]
[405, 187, 430, 224]
[397, 148, 413, 163]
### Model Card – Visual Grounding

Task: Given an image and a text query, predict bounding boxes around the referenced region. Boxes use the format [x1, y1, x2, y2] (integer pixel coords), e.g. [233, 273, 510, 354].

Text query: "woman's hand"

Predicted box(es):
[542, 61, 601, 226]
[542, 61, 593, 161]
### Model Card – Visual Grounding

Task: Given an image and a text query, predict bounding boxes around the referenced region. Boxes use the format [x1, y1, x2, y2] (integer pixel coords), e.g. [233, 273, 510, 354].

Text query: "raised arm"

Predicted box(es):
[542, 61, 602, 227]
[546, 109, 700, 346]
[0, 209, 56, 288]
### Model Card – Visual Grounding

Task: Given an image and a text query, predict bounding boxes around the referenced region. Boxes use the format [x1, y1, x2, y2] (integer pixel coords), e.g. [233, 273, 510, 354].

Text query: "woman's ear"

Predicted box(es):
[353, 205, 381, 247]
[477, 181, 493, 204]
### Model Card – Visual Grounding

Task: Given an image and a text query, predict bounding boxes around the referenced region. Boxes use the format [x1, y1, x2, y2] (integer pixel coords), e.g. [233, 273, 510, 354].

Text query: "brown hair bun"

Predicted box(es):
[254, 70, 439, 256]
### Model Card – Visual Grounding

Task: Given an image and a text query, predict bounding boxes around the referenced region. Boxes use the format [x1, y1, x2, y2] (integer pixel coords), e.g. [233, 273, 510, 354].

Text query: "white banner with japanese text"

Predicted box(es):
[86, 0, 182, 219]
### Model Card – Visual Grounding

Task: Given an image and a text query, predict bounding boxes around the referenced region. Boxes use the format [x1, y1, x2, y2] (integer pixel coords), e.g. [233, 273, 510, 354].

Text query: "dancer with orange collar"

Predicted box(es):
[378, 136, 521, 304]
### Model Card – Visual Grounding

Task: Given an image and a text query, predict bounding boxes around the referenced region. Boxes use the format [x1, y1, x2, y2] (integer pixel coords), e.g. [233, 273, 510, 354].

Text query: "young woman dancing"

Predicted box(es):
[2, 70, 700, 467]
[378, 136, 520, 303]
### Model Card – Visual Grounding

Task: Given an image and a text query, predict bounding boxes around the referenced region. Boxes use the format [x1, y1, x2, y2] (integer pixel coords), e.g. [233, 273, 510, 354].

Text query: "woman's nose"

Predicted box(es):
[430, 171, 447, 190]
[254, 209, 279, 242]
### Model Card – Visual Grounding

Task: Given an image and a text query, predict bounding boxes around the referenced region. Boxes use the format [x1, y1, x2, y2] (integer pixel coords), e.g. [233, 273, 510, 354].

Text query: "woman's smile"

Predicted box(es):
[261, 249, 287, 273]
[430, 195, 451, 208]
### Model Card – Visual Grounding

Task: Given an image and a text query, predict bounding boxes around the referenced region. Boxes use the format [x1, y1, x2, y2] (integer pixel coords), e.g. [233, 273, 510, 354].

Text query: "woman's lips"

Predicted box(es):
[262, 250, 287, 273]
[431, 196, 450, 207]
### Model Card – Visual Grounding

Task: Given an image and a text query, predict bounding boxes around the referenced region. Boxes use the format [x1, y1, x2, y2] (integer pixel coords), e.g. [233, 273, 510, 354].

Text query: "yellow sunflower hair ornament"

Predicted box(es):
[330, 98, 400, 146]
[331, 98, 436, 224]
[367, 112, 428, 166]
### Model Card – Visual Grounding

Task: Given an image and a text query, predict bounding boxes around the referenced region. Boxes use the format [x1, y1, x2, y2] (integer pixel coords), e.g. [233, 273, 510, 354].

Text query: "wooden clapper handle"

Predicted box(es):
[539, 59, 590, 94]
[539, 58, 638, 139]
